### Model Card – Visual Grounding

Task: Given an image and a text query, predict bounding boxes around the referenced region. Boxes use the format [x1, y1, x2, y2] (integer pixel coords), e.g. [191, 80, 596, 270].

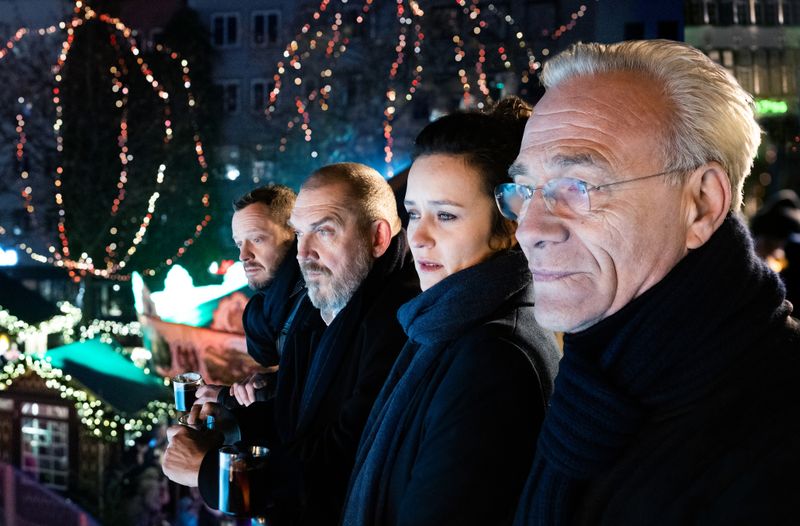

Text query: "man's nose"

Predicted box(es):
[296, 235, 315, 260]
[239, 242, 252, 261]
[515, 193, 568, 250]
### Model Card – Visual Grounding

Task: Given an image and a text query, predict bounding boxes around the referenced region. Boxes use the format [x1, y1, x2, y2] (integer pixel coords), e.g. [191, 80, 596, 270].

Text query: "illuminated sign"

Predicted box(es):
[755, 99, 789, 116]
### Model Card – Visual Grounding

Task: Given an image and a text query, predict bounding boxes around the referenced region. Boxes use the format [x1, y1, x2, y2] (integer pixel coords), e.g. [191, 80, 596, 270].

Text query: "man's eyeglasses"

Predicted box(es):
[494, 169, 678, 221]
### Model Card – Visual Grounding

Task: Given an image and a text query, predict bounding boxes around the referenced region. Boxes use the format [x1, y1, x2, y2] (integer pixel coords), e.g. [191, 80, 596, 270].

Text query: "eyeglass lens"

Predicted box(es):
[495, 179, 591, 221]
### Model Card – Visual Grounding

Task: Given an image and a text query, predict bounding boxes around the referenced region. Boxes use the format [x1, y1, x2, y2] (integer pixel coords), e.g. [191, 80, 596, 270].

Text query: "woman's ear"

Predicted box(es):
[683, 162, 732, 250]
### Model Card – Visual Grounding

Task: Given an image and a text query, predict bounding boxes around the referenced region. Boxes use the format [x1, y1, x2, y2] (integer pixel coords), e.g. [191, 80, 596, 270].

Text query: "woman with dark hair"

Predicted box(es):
[341, 97, 560, 526]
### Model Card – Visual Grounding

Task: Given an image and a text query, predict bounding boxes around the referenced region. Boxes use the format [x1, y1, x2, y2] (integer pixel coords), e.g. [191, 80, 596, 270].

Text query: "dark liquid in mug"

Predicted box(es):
[174, 384, 198, 412]
[220, 462, 263, 516]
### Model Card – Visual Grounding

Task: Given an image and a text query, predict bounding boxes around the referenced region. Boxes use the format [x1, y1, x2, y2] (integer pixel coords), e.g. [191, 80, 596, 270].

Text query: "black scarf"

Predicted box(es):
[514, 215, 790, 526]
[343, 249, 531, 526]
[274, 233, 413, 442]
[242, 242, 304, 367]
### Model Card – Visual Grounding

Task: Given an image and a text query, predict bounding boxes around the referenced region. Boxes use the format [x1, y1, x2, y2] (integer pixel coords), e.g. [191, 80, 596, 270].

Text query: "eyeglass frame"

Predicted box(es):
[494, 169, 683, 221]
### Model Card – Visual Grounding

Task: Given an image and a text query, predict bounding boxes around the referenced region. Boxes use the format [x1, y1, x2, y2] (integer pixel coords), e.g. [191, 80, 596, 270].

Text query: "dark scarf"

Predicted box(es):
[274, 233, 412, 442]
[514, 215, 790, 526]
[242, 242, 304, 367]
[342, 249, 531, 526]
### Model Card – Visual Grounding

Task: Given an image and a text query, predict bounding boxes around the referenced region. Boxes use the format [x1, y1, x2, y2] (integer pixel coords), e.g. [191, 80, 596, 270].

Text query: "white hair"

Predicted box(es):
[541, 39, 762, 212]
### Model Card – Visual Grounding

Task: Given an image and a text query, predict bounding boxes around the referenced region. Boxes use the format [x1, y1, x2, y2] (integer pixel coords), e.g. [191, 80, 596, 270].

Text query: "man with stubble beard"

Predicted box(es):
[194, 185, 307, 407]
[162, 163, 420, 526]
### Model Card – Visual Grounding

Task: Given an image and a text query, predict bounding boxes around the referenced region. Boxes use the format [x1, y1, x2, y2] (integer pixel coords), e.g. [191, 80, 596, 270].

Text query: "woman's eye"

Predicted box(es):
[437, 212, 456, 221]
[406, 210, 420, 221]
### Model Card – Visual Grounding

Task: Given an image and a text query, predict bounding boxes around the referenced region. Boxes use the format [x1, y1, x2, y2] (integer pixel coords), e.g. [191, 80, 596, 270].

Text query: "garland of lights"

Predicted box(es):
[261, 0, 594, 175]
[0, 1, 212, 281]
[78, 319, 142, 342]
[0, 354, 172, 443]
[272, 0, 373, 160]
[0, 302, 82, 344]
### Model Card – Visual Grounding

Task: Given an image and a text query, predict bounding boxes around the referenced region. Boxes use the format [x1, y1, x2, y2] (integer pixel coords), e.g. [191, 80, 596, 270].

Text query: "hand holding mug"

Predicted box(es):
[172, 371, 203, 411]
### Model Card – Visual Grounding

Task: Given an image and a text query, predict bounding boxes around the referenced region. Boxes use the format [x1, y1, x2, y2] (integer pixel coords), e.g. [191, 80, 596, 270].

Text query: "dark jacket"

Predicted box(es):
[343, 250, 561, 526]
[574, 314, 800, 525]
[215, 244, 307, 408]
[198, 233, 420, 525]
[514, 216, 800, 526]
[243, 242, 306, 368]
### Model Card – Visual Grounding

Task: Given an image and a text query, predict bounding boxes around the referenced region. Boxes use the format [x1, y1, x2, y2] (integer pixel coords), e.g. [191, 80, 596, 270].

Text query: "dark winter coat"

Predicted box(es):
[198, 233, 419, 525]
[242, 241, 306, 368]
[215, 243, 307, 408]
[343, 249, 560, 526]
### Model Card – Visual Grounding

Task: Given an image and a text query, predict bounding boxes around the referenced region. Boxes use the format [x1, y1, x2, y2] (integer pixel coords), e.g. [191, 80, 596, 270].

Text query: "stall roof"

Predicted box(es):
[45, 339, 168, 414]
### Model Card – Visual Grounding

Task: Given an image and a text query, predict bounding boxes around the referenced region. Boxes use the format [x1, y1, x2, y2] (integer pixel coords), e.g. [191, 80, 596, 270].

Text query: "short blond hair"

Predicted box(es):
[541, 40, 762, 212]
[302, 162, 402, 235]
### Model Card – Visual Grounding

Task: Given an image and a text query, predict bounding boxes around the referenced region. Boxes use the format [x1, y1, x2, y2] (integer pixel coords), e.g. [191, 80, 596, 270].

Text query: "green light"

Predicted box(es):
[755, 99, 788, 116]
[134, 263, 248, 326]
[496, 82, 505, 89]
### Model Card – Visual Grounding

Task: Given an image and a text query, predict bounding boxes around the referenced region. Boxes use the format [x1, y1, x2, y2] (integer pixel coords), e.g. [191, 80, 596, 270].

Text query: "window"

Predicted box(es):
[753, 49, 769, 95]
[782, 0, 800, 24]
[706, 0, 720, 24]
[657, 20, 680, 39]
[733, 0, 751, 24]
[212, 13, 240, 48]
[252, 11, 280, 46]
[217, 81, 240, 114]
[719, 0, 735, 24]
[784, 49, 798, 94]
[20, 402, 70, 491]
[735, 49, 753, 93]
[251, 80, 275, 113]
[763, 0, 779, 24]
[623, 22, 645, 40]
[343, 8, 369, 39]
[253, 161, 266, 183]
[252, 160, 275, 183]
[722, 49, 735, 67]
[687, 0, 706, 24]
[147, 27, 164, 51]
[769, 49, 783, 96]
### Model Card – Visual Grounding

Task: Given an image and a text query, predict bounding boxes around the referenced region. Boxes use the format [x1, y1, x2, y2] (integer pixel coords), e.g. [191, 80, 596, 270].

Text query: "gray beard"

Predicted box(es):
[302, 245, 373, 319]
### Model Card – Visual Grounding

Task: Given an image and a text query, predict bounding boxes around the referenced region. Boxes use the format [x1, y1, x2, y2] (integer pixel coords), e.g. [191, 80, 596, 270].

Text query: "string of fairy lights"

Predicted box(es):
[0, 308, 165, 442]
[0, 302, 82, 345]
[1, 1, 211, 282]
[0, 354, 171, 443]
[263, 0, 595, 176]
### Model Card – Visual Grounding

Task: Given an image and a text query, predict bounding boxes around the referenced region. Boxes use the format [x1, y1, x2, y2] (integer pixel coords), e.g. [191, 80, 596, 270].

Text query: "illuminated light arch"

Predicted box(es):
[0, 1, 212, 281]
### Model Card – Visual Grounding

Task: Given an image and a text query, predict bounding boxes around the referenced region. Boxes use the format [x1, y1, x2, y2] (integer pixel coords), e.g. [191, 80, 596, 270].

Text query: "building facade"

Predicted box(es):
[685, 0, 800, 206]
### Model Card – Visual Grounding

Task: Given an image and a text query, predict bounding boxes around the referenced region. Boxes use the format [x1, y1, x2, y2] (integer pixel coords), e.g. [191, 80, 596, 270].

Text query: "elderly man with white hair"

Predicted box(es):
[495, 40, 800, 525]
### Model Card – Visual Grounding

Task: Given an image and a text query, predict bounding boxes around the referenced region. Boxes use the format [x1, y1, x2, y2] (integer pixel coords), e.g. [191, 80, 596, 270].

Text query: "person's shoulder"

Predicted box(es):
[363, 263, 420, 321]
[445, 314, 551, 380]
[468, 287, 560, 359]
[446, 292, 560, 393]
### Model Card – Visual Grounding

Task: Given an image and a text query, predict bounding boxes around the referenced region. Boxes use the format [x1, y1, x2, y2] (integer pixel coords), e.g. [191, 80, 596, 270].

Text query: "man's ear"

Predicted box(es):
[371, 219, 393, 258]
[684, 162, 732, 250]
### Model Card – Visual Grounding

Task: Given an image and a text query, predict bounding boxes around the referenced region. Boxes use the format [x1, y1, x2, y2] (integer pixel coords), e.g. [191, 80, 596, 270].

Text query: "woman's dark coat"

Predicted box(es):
[343, 250, 561, 526]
